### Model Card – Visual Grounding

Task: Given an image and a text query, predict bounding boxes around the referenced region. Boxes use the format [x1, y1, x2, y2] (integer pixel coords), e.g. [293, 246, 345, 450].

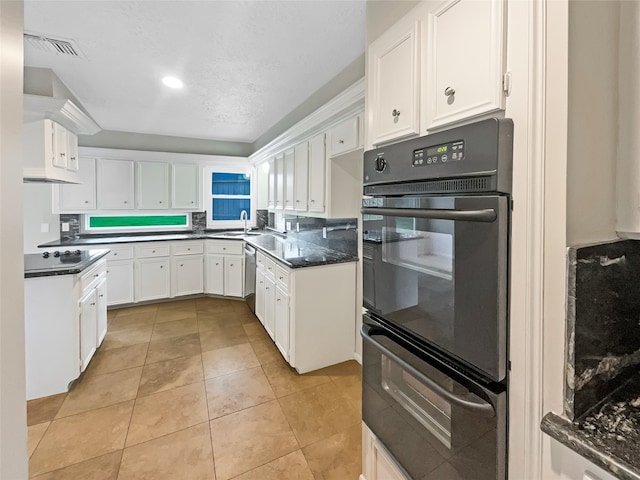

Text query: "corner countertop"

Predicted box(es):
[25, 249, 110, 278]
[37, 231, 359, 269]
[541, 374, 640, 480]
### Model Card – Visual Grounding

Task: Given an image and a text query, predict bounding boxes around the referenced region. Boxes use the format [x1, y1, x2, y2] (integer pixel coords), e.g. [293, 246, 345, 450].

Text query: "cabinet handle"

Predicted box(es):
[392, 109, 401, 118]
[94, 274, 99, 278]
[338, 139, 344, 144]
[124, 201, 128, 204]
[70, 156, 76, 161]
[277, 298, 280, 302]
[160, 265, 163, 269]
[113, 253, 118, 256]
[84, 200, 89, 204]
[279, 276, 283, 280]
[180, 264, 184, 267]
[187, 248, 191, 251]
[230, 263, 234, 267]
[159, 201, 163, 204]
[444, 87, 456, 97]
[191, 201, 194, 204]
[99, 294, 104, 298]
[266, 287, 269, 291]
[91, 302, 96, 306]
[60, 152, 66, 157]
[223, 247, 226, 251]
[152, 250, 156, 253]
[311, 199, 315, 203]
[215, 263, 219, 266]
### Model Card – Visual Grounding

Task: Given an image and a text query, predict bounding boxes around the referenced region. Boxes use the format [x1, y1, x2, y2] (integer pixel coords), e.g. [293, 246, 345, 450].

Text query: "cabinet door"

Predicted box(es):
[106, 260, 134, 306]
[137, 161, 170, 209]
[267, 159, 276, 210]
[172, 255, 204, 297]
[283, 148, 295, 211]
[255, 268, 266, 325]
[424, 0, 506, 130]
[205, 255, 224, 295]
[172, 164, 200, 209]
[274, 286, 290, 361]
[369, 19, 420, 145]
[66, 131, 79, 172]
[59, 157, 97, 211]
[135, 258, 170, 302]
[293, 142, 308, 212]
[328, 116, 359, 157]
[96, 278, 108, 347]
[275, 153, 284, 210]
[308, 134, 326, 213]
[79, 289, 98, 372]
[53, 122, 68, 168]
[264, 276, 276, 339]
[224, 256, 243, 298]
[98, 160, 134, 210]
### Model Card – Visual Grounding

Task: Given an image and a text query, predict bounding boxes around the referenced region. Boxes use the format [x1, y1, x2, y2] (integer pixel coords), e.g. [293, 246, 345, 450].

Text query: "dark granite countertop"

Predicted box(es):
[542, 373, 640, 480]
[37, 231, 358, 269]
[25, 249, 110, 278]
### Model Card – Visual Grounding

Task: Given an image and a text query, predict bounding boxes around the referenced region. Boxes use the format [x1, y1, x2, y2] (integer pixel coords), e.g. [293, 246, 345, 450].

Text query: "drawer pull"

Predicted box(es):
[113, 253, 118, 256]
[180, 264, 184, 267]
[277, 298, 280, 302]
[230, 263, 234, 267]
[338, 139, 344, 144]
[187, 248, 191, 251]
[279, 276, 283, 280]
[392, 109, 401, 118]
[160, 265, 164, 269]
[444, 86, 456, 97]
[94, 274, 99, 278]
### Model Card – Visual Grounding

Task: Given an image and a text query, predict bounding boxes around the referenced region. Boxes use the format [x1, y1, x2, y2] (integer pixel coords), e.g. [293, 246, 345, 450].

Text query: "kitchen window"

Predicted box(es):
[206, 168, 253, 229]
[84, 214, 190, 233]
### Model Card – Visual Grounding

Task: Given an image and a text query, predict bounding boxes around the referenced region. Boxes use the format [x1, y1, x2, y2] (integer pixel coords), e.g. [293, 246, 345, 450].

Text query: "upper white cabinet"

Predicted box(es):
[98, 159, 134, 210]
[283, 148, 295, 211]
[275, 153, 285, 210]
[328, 115, 361, 157]
[57, 157, 97, 211]
[368, 18, 421, 146]
[23, 119, 81, 183]
[423, 0, 507, 130]
[137, 161, 169, 210]
[172, 163, 200, 210]
[267, 158, 276, 210]
[293, 141, 309, 212]
[308, 133, 326, 214]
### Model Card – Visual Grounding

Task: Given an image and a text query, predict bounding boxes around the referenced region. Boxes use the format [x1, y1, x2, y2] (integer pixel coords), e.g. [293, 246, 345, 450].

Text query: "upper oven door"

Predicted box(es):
[361, 194, 508, 382]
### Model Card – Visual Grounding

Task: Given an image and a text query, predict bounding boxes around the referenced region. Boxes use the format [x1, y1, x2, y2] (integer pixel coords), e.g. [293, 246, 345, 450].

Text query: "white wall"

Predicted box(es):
[23, 184, 60, 253]
[566, 0, 619, 246]
[365, 0, 420, 45]
[0, 0, 28, 477]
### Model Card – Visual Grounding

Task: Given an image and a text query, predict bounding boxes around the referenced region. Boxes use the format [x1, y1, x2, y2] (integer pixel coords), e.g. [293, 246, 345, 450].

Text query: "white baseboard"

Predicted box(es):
[353, 351, 362, 365]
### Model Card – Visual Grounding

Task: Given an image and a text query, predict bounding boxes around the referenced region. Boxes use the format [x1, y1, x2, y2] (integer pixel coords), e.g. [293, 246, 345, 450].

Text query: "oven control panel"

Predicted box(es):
[412, 140, 465, 167]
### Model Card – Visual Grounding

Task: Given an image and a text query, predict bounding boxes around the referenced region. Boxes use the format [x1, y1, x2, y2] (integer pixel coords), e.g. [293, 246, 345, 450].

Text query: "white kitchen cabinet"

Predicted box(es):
[57, 157, 97, 212]
[224, 256, 243, 297]
[172, 163, 200, 210]
[308, 133, 326, 213]
[548, 438, 619, 480]
[362, 424, 409, 480]
[293, 141, 309, 212]
[137, 161, 170, 210]
[23, 119, 81, 183]
[328, 115, 360, 157]
[267, 158, 276, 210]
[255, 267, 266, 325]
[172, 255, 204, 297]
[423, 0, 506, 131]
[79, 288, 98, 372]
[204, 240, 244, 298]
[135, 257, 170, 302]
[95, 278, 108, 346]
[263, 275, 276, 339]
[107, 260, 134, 306]
[275, 153, 285, 210]
[368, 16, 421, 146]
[274, 285, 290, 361]
[98, 159, 134, 210]
[283, 148, 295, 211]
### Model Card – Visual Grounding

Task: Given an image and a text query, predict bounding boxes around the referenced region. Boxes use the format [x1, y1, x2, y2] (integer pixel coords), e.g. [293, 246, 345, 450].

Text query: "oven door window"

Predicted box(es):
[362, 195, 508, 381]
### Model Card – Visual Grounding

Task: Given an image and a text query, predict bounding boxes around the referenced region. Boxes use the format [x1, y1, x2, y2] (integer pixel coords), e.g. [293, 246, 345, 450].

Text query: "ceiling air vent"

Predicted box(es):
[24, 33, 82, 57]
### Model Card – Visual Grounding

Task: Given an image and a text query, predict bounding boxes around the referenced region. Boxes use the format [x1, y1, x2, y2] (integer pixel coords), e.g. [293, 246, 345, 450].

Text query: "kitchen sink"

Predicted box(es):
[220, 231, 263, 237]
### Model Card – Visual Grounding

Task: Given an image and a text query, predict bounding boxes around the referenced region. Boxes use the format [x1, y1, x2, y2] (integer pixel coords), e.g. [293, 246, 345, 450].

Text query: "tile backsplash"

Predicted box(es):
[59, 214, 81, 241]
[565, 240, 640, 419]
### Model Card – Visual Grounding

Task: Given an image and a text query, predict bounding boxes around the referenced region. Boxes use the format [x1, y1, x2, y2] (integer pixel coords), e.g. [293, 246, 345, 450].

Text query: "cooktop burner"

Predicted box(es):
[42, 250, 82, 258]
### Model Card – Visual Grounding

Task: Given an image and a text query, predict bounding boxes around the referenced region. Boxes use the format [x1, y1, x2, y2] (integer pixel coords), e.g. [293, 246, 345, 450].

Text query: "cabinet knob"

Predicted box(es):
[311, 199, 315, 203]
[99, 294, 104, 298]
[71, 156, 76, 160]
[159, 201, 163, 204]
[392, 109, 401, 118]
[124, 201, 128, 204]
[223, 247, 226, 251]
[60, 152, 66, 157]
[266, 287, 269, 291]
[277, 298, 280, 302]
[338, 139, 344, 144]
[444, 87, 456, 97]
[187, 248, 191, 251]
[160, 265, 163, 269]
[279, 276, 283, 280]
[215, 263, 219, 266]
[94, 274, 99, 278]
[91, 302, 96, 306]
[191, 201, 194, 204]
[84, 200, 89, 204]
[230, 263, 234, 267]
[152, 250, 156, 253]
[180, 264, 184, 267]
[296, 200, 300, 203]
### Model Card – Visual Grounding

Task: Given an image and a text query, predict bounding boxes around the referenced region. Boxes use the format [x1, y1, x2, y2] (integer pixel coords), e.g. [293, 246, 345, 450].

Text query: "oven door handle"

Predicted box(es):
[360, 207, 497, 223]
[361, 324, 496, 418]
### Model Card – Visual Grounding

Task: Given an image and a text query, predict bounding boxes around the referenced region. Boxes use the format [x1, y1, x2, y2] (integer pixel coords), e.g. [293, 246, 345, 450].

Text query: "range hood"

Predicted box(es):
[23, 94, 100, 184]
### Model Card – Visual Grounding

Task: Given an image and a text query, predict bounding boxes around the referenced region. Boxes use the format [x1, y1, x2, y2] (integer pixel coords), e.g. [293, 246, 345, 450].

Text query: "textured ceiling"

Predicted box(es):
[23, 1, 365, 143]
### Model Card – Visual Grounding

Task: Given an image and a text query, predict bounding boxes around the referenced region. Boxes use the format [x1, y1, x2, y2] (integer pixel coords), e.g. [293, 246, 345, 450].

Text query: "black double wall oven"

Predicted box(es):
[361, 118, 513, 480]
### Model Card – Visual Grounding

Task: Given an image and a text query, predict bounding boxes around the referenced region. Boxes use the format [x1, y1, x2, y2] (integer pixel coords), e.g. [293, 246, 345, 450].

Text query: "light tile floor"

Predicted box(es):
[27, 297, 362, 480]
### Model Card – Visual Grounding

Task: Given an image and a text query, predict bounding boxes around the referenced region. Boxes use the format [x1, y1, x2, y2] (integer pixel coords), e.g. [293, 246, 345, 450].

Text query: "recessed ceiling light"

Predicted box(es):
[162, 76, 183, 89]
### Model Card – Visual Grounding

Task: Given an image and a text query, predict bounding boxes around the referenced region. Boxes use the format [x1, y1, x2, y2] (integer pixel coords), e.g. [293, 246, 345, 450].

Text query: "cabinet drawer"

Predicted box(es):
[135, 242, 170, 258]
[104, 245, 134, 261]
[80, 259, 107, 293]
[206, 240, 243, 255]
[328, 116, 359, 157]
[171, 241, 204, 256]
[264, 257, 276, 278]
[256, 251, 267, 270]
[275, 265, 290, 290]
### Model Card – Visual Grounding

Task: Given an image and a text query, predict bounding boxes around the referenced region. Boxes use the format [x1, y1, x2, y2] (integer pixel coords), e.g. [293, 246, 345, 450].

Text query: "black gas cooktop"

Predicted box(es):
[24, 249, 110, 278]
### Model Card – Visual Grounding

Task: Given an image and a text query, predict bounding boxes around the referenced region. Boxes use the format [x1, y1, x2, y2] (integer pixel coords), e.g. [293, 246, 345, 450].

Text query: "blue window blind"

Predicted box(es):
[211, 199, 251, 221]
[209, 171, 251, 223]
[211, 173, 250, 195]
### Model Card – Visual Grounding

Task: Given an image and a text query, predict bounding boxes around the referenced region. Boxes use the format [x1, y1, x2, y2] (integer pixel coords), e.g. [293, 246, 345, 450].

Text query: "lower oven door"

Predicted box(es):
[362, 317, 506, 480]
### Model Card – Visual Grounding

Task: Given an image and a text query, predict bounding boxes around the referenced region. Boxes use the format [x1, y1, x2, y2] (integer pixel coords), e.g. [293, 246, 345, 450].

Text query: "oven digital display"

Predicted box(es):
[412, 140, 465, 167]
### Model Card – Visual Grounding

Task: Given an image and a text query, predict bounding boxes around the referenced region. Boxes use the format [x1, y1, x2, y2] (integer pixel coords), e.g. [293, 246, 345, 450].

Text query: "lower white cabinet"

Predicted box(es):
[172, 255, 204, 296]
[274, 285, 290, 361]
[96, 278, 108, 346]
[204, 240, 244, 298]
[263, 275, 276, 339]
[362, 424, 409, 480]
[255, 267, 266, 326]
[79, 288, 98, 372]
[135, 257, 170, 302]
[107, 261, 134, 305]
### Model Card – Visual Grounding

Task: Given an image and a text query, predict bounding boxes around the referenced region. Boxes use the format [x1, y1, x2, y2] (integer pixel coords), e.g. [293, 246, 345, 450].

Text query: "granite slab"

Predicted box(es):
[25, 249, 110, 278]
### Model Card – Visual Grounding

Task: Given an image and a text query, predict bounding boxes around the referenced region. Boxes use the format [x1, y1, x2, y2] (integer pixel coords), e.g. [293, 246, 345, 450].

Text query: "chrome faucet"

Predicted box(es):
[240, 210, 249, 234]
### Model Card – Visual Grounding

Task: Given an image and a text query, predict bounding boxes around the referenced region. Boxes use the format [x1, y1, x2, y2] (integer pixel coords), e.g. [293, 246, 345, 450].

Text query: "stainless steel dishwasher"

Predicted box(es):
[244, 244, 256, 313]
